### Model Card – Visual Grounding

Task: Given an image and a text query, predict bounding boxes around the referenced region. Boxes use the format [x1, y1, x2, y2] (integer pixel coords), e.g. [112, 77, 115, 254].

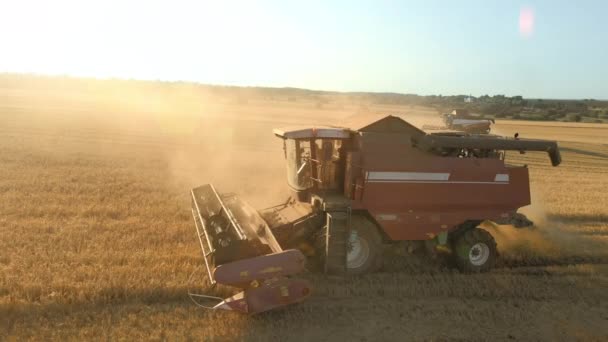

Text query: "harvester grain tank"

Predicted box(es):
[189, 114, 561, 314]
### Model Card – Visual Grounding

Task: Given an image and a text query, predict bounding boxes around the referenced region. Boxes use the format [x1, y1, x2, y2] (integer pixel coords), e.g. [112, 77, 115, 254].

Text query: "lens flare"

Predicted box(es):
[519, 7, 535, 38]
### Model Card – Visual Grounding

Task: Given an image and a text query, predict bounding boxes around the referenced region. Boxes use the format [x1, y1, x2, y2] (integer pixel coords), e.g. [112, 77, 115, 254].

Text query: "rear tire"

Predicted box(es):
[346, 215, 383, 275]
[452, 228, 497, 273]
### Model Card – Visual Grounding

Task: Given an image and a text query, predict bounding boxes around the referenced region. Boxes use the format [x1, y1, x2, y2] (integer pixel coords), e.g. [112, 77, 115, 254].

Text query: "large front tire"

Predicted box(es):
[452, 228, 497, 273]
[346, 215, 383, 275]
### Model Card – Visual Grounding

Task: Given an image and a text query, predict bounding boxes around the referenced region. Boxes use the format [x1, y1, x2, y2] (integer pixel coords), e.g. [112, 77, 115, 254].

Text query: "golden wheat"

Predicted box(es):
[1, 80, 607, 341]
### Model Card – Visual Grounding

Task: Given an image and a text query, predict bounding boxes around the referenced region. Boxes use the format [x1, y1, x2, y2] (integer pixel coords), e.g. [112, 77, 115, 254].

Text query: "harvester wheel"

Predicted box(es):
[346, 215, 383, 275]
[316, 213, 383, 275]
[452, 228, 497, 273]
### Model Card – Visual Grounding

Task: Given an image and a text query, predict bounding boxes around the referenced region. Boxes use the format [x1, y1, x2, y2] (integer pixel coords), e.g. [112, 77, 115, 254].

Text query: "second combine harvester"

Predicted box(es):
[190, 115, 561, 314]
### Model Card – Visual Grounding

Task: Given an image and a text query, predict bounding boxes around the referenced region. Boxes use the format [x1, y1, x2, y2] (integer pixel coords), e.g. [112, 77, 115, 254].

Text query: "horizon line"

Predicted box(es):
[1, 71, 605, 102]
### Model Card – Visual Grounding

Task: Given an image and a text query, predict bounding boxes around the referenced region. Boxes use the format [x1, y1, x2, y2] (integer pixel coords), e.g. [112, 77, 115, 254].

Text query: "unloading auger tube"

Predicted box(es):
[415, 134, 562, 166]
[189, 184, 311, 314]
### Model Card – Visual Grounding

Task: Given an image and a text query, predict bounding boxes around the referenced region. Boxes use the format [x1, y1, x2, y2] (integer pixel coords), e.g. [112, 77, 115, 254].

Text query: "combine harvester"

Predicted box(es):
[441, 109, 495, 134]
[190, 115, 561, 314]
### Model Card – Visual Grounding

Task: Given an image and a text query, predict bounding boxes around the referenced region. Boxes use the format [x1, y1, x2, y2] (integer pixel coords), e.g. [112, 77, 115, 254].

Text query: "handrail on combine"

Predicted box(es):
[190, 199, 216, 284]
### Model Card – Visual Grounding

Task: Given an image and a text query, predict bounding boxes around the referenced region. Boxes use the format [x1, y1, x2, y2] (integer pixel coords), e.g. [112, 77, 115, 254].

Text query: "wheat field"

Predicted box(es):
[1, 80, 608, 341]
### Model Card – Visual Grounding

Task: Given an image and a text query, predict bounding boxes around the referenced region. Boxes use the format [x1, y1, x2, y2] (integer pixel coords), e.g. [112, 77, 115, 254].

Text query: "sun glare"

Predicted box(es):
[519, 6, 535, 38]
[0, 0, 294, 83]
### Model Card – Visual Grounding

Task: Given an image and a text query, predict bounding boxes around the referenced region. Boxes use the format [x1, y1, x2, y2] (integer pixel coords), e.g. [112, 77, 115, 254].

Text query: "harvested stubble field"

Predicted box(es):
[1, 81, 608, 341]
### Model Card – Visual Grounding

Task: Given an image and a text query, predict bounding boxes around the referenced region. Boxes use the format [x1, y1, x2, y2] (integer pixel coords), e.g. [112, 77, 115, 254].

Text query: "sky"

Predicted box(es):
[0, 0, 606, 99]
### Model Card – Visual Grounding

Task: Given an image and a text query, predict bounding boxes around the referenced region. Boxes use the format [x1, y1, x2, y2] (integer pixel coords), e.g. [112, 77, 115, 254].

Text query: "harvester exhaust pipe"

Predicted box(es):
[189, 184, 311, 314]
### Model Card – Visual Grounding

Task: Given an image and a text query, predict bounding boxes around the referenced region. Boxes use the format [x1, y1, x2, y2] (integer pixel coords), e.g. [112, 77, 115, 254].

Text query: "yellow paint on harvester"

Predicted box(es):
[259, 266, 283, 274]
[240, 271, 249, 277]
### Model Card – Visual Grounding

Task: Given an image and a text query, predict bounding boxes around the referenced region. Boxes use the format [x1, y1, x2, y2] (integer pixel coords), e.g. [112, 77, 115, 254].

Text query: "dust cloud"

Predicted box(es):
[40, 80, 295, 209]
[398, 108, 445, 130]
[485, 189, 607, 264]
[125, 94, 294, 209]
[162, 119, 291, 209]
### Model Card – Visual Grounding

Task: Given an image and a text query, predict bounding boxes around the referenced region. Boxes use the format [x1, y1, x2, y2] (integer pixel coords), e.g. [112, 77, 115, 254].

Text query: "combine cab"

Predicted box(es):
[190, 114, 561, 313]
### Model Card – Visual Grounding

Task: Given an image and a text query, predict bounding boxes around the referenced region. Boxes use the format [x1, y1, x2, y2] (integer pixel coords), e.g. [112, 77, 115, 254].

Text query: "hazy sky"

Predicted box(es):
[1, 0, 606, 98]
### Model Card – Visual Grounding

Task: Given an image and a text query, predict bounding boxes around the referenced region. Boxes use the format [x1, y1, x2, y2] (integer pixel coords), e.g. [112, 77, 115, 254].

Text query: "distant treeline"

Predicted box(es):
[427, 94, 608, 123]
[1, 73, 606, 123]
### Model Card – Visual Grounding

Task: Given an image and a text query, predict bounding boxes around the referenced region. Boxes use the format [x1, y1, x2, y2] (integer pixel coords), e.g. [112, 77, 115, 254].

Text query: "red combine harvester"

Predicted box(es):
[442, 109, 495, 133]
[190, 115, 561, 314]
